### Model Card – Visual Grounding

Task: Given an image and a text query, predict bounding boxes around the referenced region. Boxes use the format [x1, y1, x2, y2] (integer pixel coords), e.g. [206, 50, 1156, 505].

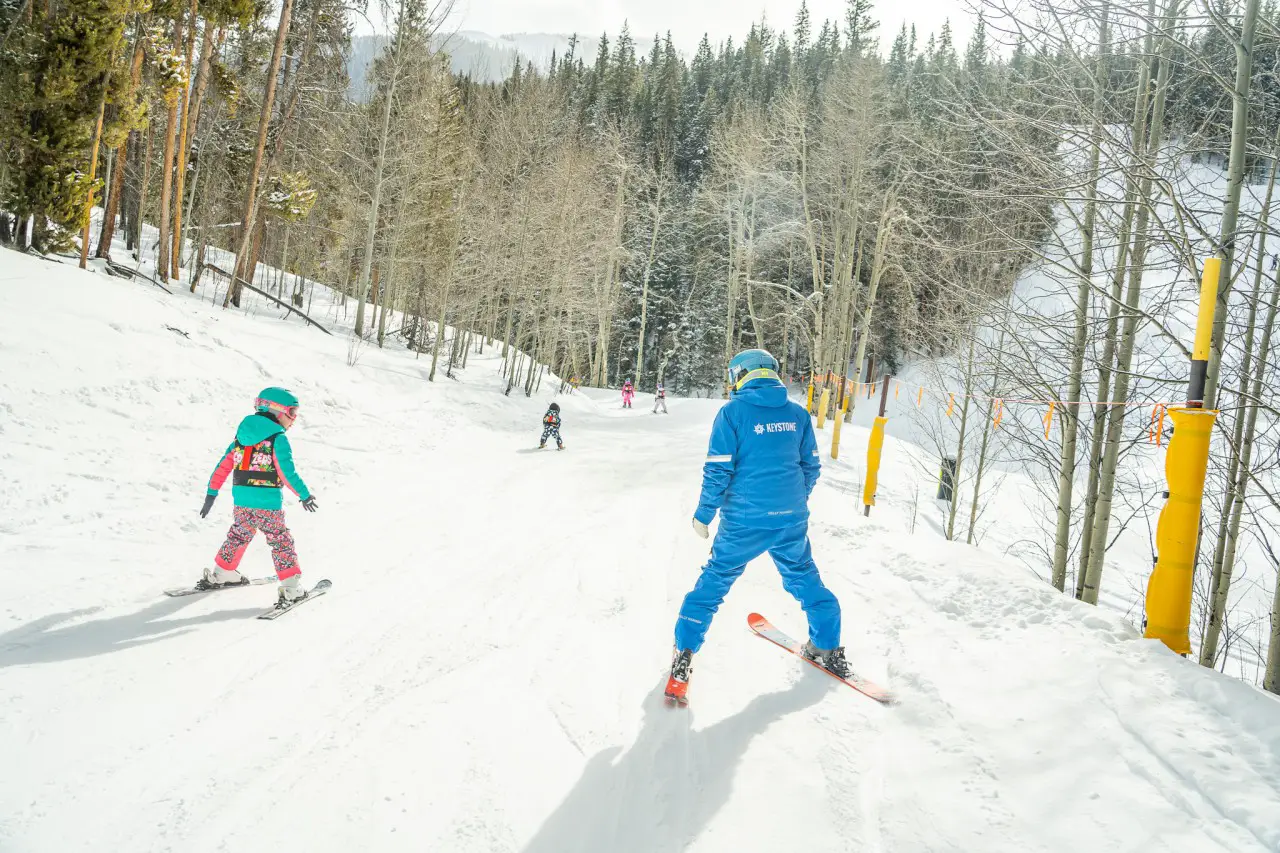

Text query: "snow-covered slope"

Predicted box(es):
[1, 251, 1278, 852]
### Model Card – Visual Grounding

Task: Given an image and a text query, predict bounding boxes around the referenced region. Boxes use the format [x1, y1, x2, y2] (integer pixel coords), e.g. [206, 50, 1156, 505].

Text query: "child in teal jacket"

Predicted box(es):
[199, 387, 318, 605]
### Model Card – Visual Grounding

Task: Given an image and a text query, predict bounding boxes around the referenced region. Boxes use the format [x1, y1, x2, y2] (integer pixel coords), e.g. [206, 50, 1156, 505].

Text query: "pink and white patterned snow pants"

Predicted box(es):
[215, 507, 301, 580]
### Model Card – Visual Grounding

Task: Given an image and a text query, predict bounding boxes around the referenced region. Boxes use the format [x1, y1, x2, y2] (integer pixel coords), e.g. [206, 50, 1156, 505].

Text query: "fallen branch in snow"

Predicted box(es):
[205, 264, 332, 336]
[105, 261, 174, 294]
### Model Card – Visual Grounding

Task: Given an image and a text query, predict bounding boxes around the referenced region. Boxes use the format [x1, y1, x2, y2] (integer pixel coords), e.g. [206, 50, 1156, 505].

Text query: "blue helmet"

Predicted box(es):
[727, 349, 780, 393]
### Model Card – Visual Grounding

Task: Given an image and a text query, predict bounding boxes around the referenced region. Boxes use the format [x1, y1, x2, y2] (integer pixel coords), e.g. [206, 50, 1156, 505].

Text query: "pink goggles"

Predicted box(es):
[256, 398, 300, 420]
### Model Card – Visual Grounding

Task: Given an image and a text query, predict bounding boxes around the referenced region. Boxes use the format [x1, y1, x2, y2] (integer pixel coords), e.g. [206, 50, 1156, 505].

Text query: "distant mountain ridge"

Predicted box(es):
[348, 31, 661, 98]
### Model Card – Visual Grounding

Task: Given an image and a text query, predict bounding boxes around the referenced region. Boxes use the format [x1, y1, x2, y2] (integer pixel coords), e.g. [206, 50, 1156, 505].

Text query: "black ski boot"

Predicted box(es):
[802, 642, 852, 679]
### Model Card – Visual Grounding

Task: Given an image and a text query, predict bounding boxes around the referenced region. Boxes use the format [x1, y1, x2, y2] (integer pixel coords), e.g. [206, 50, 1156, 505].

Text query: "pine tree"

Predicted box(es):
[3, 0, 132, 251]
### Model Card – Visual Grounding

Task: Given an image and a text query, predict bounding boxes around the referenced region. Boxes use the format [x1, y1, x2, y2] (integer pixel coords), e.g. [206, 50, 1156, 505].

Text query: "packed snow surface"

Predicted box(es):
[1, 251, 1279, 853]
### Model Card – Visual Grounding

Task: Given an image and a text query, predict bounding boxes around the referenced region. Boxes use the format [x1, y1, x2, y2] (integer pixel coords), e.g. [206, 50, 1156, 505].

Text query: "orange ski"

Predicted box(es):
[747, 612, 894, 705]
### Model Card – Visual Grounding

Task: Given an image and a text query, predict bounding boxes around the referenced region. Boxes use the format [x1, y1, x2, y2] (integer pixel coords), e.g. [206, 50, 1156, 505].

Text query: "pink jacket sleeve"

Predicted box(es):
[207, 443, 235, 495]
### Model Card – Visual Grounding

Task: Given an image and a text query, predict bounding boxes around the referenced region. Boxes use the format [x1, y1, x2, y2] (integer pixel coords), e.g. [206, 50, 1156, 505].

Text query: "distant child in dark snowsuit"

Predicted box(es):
[540, 402, 564, 450]
[199, 387, 318, 606]
[653, 382, 668, 414]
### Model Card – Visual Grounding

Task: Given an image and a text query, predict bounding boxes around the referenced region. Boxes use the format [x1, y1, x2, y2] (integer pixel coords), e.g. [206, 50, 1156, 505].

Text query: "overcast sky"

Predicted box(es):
[418, 0, 979, 54]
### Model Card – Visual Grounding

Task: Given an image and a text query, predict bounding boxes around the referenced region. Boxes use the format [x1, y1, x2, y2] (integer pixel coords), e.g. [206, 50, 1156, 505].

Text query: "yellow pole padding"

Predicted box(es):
[807, 381, 815, 414]
[1044, 402, 1055, 439]
[1144, 407, 1218, 655]
[831, 403, 844, 459]
[816, 388, 832, 430]
[946, 394, 955, 417]
[1193, 258, 1222, 361]
[863, 415, 889, 513]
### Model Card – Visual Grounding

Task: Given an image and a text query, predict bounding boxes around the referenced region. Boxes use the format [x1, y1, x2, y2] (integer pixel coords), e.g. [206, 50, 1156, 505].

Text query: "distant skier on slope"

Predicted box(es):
[622, 379, 635, 409]
[665, 349, 849, 704]
[540, 402, 565, 450]
[198, 387, 318, 606]
[653, 381, 668, 414]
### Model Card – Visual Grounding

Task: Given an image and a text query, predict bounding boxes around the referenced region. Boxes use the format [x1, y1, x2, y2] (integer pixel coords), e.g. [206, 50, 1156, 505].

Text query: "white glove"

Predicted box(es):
[692, 519, 710, 540]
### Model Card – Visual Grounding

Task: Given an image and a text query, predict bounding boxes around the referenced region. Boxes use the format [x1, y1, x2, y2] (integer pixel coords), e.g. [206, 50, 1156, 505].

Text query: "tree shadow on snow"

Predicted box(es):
[522, 672, 833, 853]
[0, 596, 264, 668]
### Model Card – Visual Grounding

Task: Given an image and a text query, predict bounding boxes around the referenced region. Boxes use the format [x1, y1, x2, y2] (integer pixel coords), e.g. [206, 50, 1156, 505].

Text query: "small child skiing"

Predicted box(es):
[665, 349, 847, 705]
[653, 381, 668, 414]
[198, 387, 318, 606]
[622, 379, 635, 409]
[540, 402, 565, 450]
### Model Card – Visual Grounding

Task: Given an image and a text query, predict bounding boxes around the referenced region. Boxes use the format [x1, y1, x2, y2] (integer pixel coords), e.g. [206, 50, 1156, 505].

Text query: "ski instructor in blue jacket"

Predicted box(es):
[664, 349, 849, 703]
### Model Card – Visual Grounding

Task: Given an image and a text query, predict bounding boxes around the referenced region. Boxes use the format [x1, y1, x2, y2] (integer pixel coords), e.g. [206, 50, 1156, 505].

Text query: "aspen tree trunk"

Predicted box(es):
[181, 27, 220, 277]
[169, 0, 198, 280]
[353, 54, 399, 337]
[723, 187, 746, 385]
[634, 178, 664, 385]
[1052, 5, 1108, 591]
[843, 246, 865, 419]
[98, 136, 128, 258]
[78, 84, 109, 268]
[1203, 242, 1278, 668]
[1202, 0, 1264, 412]
[430, 280, 451, 381]
[156, 13, 185, 279]
[1082, 0, 1178, 606]
[133, 120, 154, 259]
[1075, 22, 1150, 601]
[849, 193, 895, 405]
[226, 0, 294, 306]
[180, 26, 220, 284]
[1205, 212, 1275, 662]
[1267, 570, 1280, 692]
[1199, 0, 1267, 663]
[968, 327, 1007, 545]
[946, 335, 977, 542]
[597, 163, 627, 387]
[98, 39, 144, 259]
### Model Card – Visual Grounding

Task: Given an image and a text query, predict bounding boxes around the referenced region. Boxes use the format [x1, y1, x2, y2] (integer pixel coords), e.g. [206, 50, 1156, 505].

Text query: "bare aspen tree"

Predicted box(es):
[226, 0, 294, 305]
[1081, 0, 1180, 606]
[1051, 4, 1109, 592]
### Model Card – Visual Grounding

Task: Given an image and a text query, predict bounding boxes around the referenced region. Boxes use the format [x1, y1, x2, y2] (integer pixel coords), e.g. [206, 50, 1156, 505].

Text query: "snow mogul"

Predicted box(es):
[665, 349, 848, 703]
[198, 387, 318, 606]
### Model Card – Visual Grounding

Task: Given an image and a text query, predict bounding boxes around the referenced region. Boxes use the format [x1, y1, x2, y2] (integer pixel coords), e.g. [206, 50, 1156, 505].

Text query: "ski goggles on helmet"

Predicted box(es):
[727, 366, 780, 391]
[256, 398, 300, 421]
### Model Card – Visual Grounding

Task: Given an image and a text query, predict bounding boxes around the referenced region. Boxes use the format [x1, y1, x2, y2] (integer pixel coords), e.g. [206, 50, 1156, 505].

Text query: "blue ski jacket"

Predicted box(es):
[694, 379, 820, 529]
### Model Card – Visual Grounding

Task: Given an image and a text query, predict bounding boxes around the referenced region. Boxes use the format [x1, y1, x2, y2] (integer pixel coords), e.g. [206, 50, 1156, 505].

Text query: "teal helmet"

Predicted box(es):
[254, 387, 300, 419]
[727, 349, 779, 393]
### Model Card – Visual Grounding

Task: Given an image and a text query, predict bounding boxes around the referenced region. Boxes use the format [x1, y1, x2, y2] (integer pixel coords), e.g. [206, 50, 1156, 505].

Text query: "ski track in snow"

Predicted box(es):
[1, 251, 1279, 852]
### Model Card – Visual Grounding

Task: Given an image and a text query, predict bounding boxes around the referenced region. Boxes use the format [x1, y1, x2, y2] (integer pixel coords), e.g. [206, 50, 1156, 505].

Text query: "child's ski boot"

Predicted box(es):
[199, 565, 248, 590]
[277, 574, 309, 606]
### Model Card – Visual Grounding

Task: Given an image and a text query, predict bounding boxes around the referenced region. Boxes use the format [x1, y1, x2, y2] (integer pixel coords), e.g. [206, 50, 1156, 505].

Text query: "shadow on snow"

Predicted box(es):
[522, 672, 834, 853]
[0, 595, 264, 668]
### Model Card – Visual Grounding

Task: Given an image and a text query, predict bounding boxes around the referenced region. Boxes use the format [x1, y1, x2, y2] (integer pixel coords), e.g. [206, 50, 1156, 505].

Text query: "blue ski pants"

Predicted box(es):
[674, 519, 840, 653]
